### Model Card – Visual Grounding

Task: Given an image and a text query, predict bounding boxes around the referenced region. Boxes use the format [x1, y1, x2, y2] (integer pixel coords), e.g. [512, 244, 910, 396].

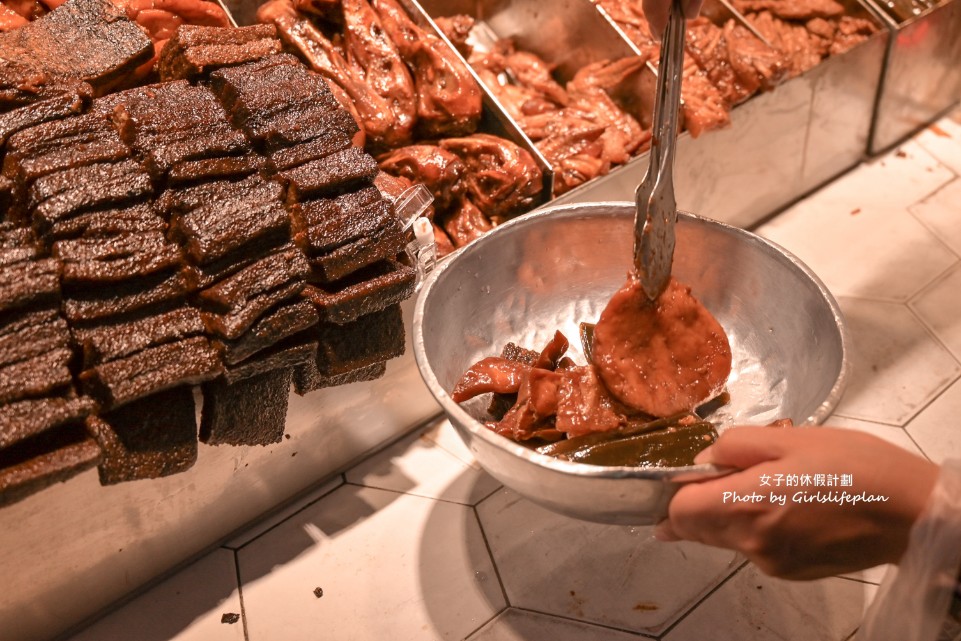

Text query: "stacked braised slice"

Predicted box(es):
[0, 79, 92, 156]
[157, 24, 284, 82]
[51, 183, 220, 484]
[205, 54, 414, 396]
[171, 182, 315, 446]
[3, 112, 153, 234]
[0, 0, 151, 97]
[0, 21, 423, 505]
[0, 224, 100, 506]
[101, 80, 262, 187]
[122, 83, 310, 447]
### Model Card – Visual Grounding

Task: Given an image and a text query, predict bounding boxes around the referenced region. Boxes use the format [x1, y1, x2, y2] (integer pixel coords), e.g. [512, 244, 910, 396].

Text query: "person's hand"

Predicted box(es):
[654, 426, 939, 580]
[643, 0, 704, 38]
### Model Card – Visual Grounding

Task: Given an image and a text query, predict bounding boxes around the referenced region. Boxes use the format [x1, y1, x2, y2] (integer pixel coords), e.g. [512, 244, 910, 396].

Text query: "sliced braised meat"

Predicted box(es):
[592, 276, 732, 417]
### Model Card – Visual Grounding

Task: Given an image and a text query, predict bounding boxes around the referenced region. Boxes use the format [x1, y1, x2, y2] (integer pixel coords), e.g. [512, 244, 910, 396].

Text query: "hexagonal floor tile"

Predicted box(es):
[468, 608, 648, 641]
[662, 566, 875, 640]
[346, 418, 501, 506]
[906, 379, 961, 465]
[827, 415, 925, 456]
[475, 488, 740, 636]
[832, 297, 960, 425]
[66, 549, 244, 641]
[910, 177, 961, 257]
[755, 193, 956, 304]
[423, 418, 487, 471]
[915, 117, 961, 175]
[225, 475, 344, 549]
[801, 140, 953, 213]
[911, 263, 961, 362]
[237, 485, 505, 641]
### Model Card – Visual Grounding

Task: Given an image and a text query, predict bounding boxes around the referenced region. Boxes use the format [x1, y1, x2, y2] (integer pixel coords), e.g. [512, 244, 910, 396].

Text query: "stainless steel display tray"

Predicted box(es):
[866, 0, 961, 153]
[546, 0, 889, 226]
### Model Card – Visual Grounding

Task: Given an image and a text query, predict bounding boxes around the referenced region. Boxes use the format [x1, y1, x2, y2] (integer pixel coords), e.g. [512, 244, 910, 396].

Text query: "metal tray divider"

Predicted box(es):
[396, 0, 556, 200]
[861, 0, 961, 153]
[412, 0, 657, 199]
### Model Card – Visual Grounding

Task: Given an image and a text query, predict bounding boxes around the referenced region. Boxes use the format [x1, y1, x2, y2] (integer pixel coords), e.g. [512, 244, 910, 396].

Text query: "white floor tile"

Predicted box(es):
[755, 198, 956, 303]
[66, 549, 244, 641]
[909, 178, 961, 256]
[826, 416, 925, 455]
[423, 418, 486, 471]
[237, 485, 505, 641]
[910, 178, 961, 257]
[832, 298, 961, 425]
[804, 140, 953, 212]
[915, 118, 961, 175]
[911, 263, 961, 362]
[468, 608, 645, 641]
[345, 420, 500, 505]
[224, 475, 344, 549]
[476, 488, 739, 635]
[662, 566, 876, 641]
[906, 379, 961, 465]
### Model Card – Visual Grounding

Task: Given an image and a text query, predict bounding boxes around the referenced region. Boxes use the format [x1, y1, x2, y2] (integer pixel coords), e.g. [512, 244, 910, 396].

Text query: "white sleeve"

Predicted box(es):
[857, 459, 961, 641]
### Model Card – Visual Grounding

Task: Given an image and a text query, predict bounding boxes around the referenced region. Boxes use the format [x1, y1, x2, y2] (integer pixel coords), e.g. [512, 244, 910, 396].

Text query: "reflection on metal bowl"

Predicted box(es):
[412, 202, 849, 525]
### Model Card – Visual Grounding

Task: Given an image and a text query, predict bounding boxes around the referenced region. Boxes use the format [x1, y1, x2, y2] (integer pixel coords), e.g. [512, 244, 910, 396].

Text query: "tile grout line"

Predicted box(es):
[474, 485, 502, 509]
[907, 169, 961, 214]
[473, 483, 504, 506]
[232, 548, 251, 641]
[228, 474, 347, 551]
[511, 605, 658, 639]
[907, 260, 961, 308]
[224, 414, 452, 548]
[835, 574, 883, 588]
[829, 413, 936, 463]
[461, 608, 507, 640]
[655, 559, 750, 639]
[340, 479, 493, 509]
[470, 505, 511, 610]
[903, 430, 936, 463]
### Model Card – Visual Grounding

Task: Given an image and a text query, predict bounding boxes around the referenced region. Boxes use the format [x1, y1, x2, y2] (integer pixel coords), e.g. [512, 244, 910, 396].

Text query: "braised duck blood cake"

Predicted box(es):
[157, 24, 284, 82]
[74, 307, 206, 368]
[88, 386, 199, 484]
[0, 13, 419, 505]
[200, 369, 293, 446]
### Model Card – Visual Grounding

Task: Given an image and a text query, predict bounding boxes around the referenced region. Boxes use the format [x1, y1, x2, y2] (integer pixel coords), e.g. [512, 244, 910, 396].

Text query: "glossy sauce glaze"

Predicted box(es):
[451, 276, 734, 467]
[591, 275, 732, 417]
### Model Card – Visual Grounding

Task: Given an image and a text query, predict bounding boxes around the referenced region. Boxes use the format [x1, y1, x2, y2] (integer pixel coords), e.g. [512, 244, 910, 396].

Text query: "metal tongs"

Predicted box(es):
[634, 0, 685, 301]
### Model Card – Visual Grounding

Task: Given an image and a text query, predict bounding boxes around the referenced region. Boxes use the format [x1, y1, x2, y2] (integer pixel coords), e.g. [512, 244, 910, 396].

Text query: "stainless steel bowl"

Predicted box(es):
[412, 202, 849, 524]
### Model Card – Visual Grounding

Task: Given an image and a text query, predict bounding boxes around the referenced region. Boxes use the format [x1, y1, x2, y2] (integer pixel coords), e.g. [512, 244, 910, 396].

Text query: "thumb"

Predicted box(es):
[694, 425, 790, 469]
